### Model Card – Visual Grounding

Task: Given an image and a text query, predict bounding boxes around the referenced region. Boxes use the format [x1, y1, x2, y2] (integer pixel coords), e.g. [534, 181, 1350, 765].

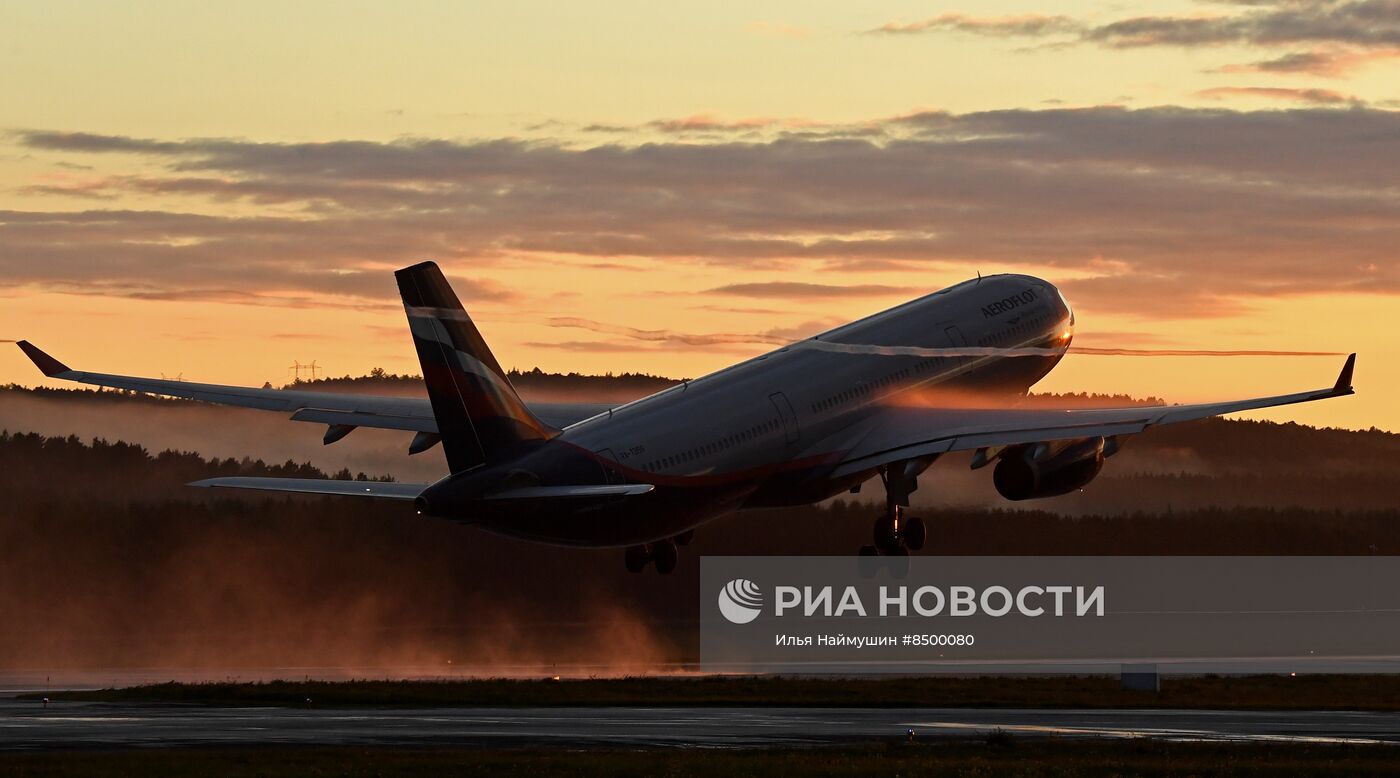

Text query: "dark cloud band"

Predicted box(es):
[6, 104, 1399, 318]
[869, 2, 1400, 76]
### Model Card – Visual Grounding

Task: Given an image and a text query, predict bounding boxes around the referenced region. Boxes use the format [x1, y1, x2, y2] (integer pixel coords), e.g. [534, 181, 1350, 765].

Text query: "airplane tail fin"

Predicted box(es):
[396, 261, 556, 473]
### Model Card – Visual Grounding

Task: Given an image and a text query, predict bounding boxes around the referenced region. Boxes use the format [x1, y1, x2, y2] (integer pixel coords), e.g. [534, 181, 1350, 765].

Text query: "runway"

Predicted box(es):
[3, 699, 1400, 749]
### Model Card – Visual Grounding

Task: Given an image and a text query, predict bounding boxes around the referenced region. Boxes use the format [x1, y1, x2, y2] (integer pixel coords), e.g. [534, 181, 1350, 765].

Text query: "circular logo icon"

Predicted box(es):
[718, 578, 763, 624]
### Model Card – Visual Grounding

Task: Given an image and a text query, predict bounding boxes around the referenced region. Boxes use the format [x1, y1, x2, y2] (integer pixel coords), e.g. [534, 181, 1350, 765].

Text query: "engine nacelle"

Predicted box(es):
[992, 437, 1105, 501]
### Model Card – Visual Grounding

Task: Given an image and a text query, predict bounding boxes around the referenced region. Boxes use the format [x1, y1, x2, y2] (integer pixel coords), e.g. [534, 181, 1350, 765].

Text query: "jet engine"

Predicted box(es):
[992, 436, 1107, 501]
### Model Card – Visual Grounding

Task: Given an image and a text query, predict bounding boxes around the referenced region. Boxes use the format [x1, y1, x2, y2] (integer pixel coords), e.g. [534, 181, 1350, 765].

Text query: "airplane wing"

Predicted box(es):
[14, 341, 612, 441]
[829, 353, 1356, 478]
[190, 477, 652, 501]
[189, 477, 429, 499]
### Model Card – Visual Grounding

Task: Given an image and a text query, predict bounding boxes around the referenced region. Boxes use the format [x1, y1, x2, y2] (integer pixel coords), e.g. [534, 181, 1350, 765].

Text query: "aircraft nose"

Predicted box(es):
[1049, 284, 1075, 327]
[1040, 283, 1074, 346]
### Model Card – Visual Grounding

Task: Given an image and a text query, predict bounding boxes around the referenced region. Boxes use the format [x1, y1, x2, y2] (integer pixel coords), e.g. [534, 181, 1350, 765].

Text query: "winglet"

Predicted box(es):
[15, 341, 72, 377]
[1333, 353, 1356, 395]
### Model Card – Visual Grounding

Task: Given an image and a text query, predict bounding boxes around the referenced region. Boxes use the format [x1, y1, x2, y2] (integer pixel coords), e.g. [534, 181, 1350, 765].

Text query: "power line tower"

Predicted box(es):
[287, 360, 322, 382]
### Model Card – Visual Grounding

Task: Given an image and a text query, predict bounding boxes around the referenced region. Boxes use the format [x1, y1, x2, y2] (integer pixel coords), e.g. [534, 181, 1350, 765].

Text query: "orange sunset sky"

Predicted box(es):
[1, 1, 1396, 431]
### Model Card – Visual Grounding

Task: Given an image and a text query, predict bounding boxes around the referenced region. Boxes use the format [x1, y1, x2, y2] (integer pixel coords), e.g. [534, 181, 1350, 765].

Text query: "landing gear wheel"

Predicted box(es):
[652, 540, 679, 575]
[869, 503, 927, 556]
[862, 459, 939, 556]
[903, 516, 927, 551]
[858, 544, 879, 556]
[874, 514, 900, 554]
[624, 545, 650, 573]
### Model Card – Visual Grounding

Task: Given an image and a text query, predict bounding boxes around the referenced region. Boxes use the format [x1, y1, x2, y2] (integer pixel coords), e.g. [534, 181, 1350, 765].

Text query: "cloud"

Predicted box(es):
[762, 319, 845, 340]
[544, 317, 839, 350]
[870, 14, 1081, 37]
[1087, 1, 1400, 50]
[522, 340, 660, 353]
[1217, 46, 1400, 75]
[1195, 86, 1356, 103]
[647, 114, 825, 133]
[819, 258, 928, 273]
[873, 1, 1400, 50]
[547, 317, 787, 348]
[690, 304, 789, 315]
[703, 282, 905, 299]
[1084, 14, 1249, 48]
[870, 2, 1400, 76]
[19, 183, 117, 200]
[17, 172, 121, 200]
[7, 105, 1400, 318]
[0, 207, 515, 305]
[17, 131, 186, 154]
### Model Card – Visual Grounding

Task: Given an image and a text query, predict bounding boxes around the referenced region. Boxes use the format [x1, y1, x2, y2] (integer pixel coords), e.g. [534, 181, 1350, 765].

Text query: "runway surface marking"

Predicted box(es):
[4, 700, 1400, 750]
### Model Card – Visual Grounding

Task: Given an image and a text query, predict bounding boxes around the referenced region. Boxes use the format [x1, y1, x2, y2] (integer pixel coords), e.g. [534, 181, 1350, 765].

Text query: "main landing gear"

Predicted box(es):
[859, 506, 927, 556]
[624, 530, 694, 574]
[858, 457, 936, 556]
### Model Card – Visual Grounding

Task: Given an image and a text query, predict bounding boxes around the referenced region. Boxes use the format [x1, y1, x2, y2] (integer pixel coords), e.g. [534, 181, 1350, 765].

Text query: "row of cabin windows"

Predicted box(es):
[811, 358, 941, 415]
[642, 417, 783, 473]
[977, 311, 1052, 348]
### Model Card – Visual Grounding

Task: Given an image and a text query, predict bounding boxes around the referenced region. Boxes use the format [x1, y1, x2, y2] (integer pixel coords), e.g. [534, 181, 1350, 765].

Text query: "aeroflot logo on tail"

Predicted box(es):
[717, 582, 1105, 622]
[981, 288, 1037, 318]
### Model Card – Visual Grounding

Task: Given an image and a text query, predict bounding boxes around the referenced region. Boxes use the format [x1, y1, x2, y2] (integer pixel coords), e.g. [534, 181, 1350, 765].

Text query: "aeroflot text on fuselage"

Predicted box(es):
[980, 287, 1039, 318]
[772, 585, 1106, 618]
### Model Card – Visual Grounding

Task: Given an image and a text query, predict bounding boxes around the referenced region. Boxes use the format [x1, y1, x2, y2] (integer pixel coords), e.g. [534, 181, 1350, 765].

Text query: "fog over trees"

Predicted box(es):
[1, 373, 1395, 671]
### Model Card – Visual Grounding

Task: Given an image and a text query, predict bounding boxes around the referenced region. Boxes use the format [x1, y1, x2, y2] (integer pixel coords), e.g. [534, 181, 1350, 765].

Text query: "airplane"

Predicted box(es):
[16, 261, 1355, 573]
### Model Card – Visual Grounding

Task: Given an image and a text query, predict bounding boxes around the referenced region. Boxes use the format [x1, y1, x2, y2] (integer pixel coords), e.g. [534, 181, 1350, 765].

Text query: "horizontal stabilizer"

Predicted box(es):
[188, 477, 651, 503]
[485, 484, 653, 500]
[189, 477, 427, 500]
